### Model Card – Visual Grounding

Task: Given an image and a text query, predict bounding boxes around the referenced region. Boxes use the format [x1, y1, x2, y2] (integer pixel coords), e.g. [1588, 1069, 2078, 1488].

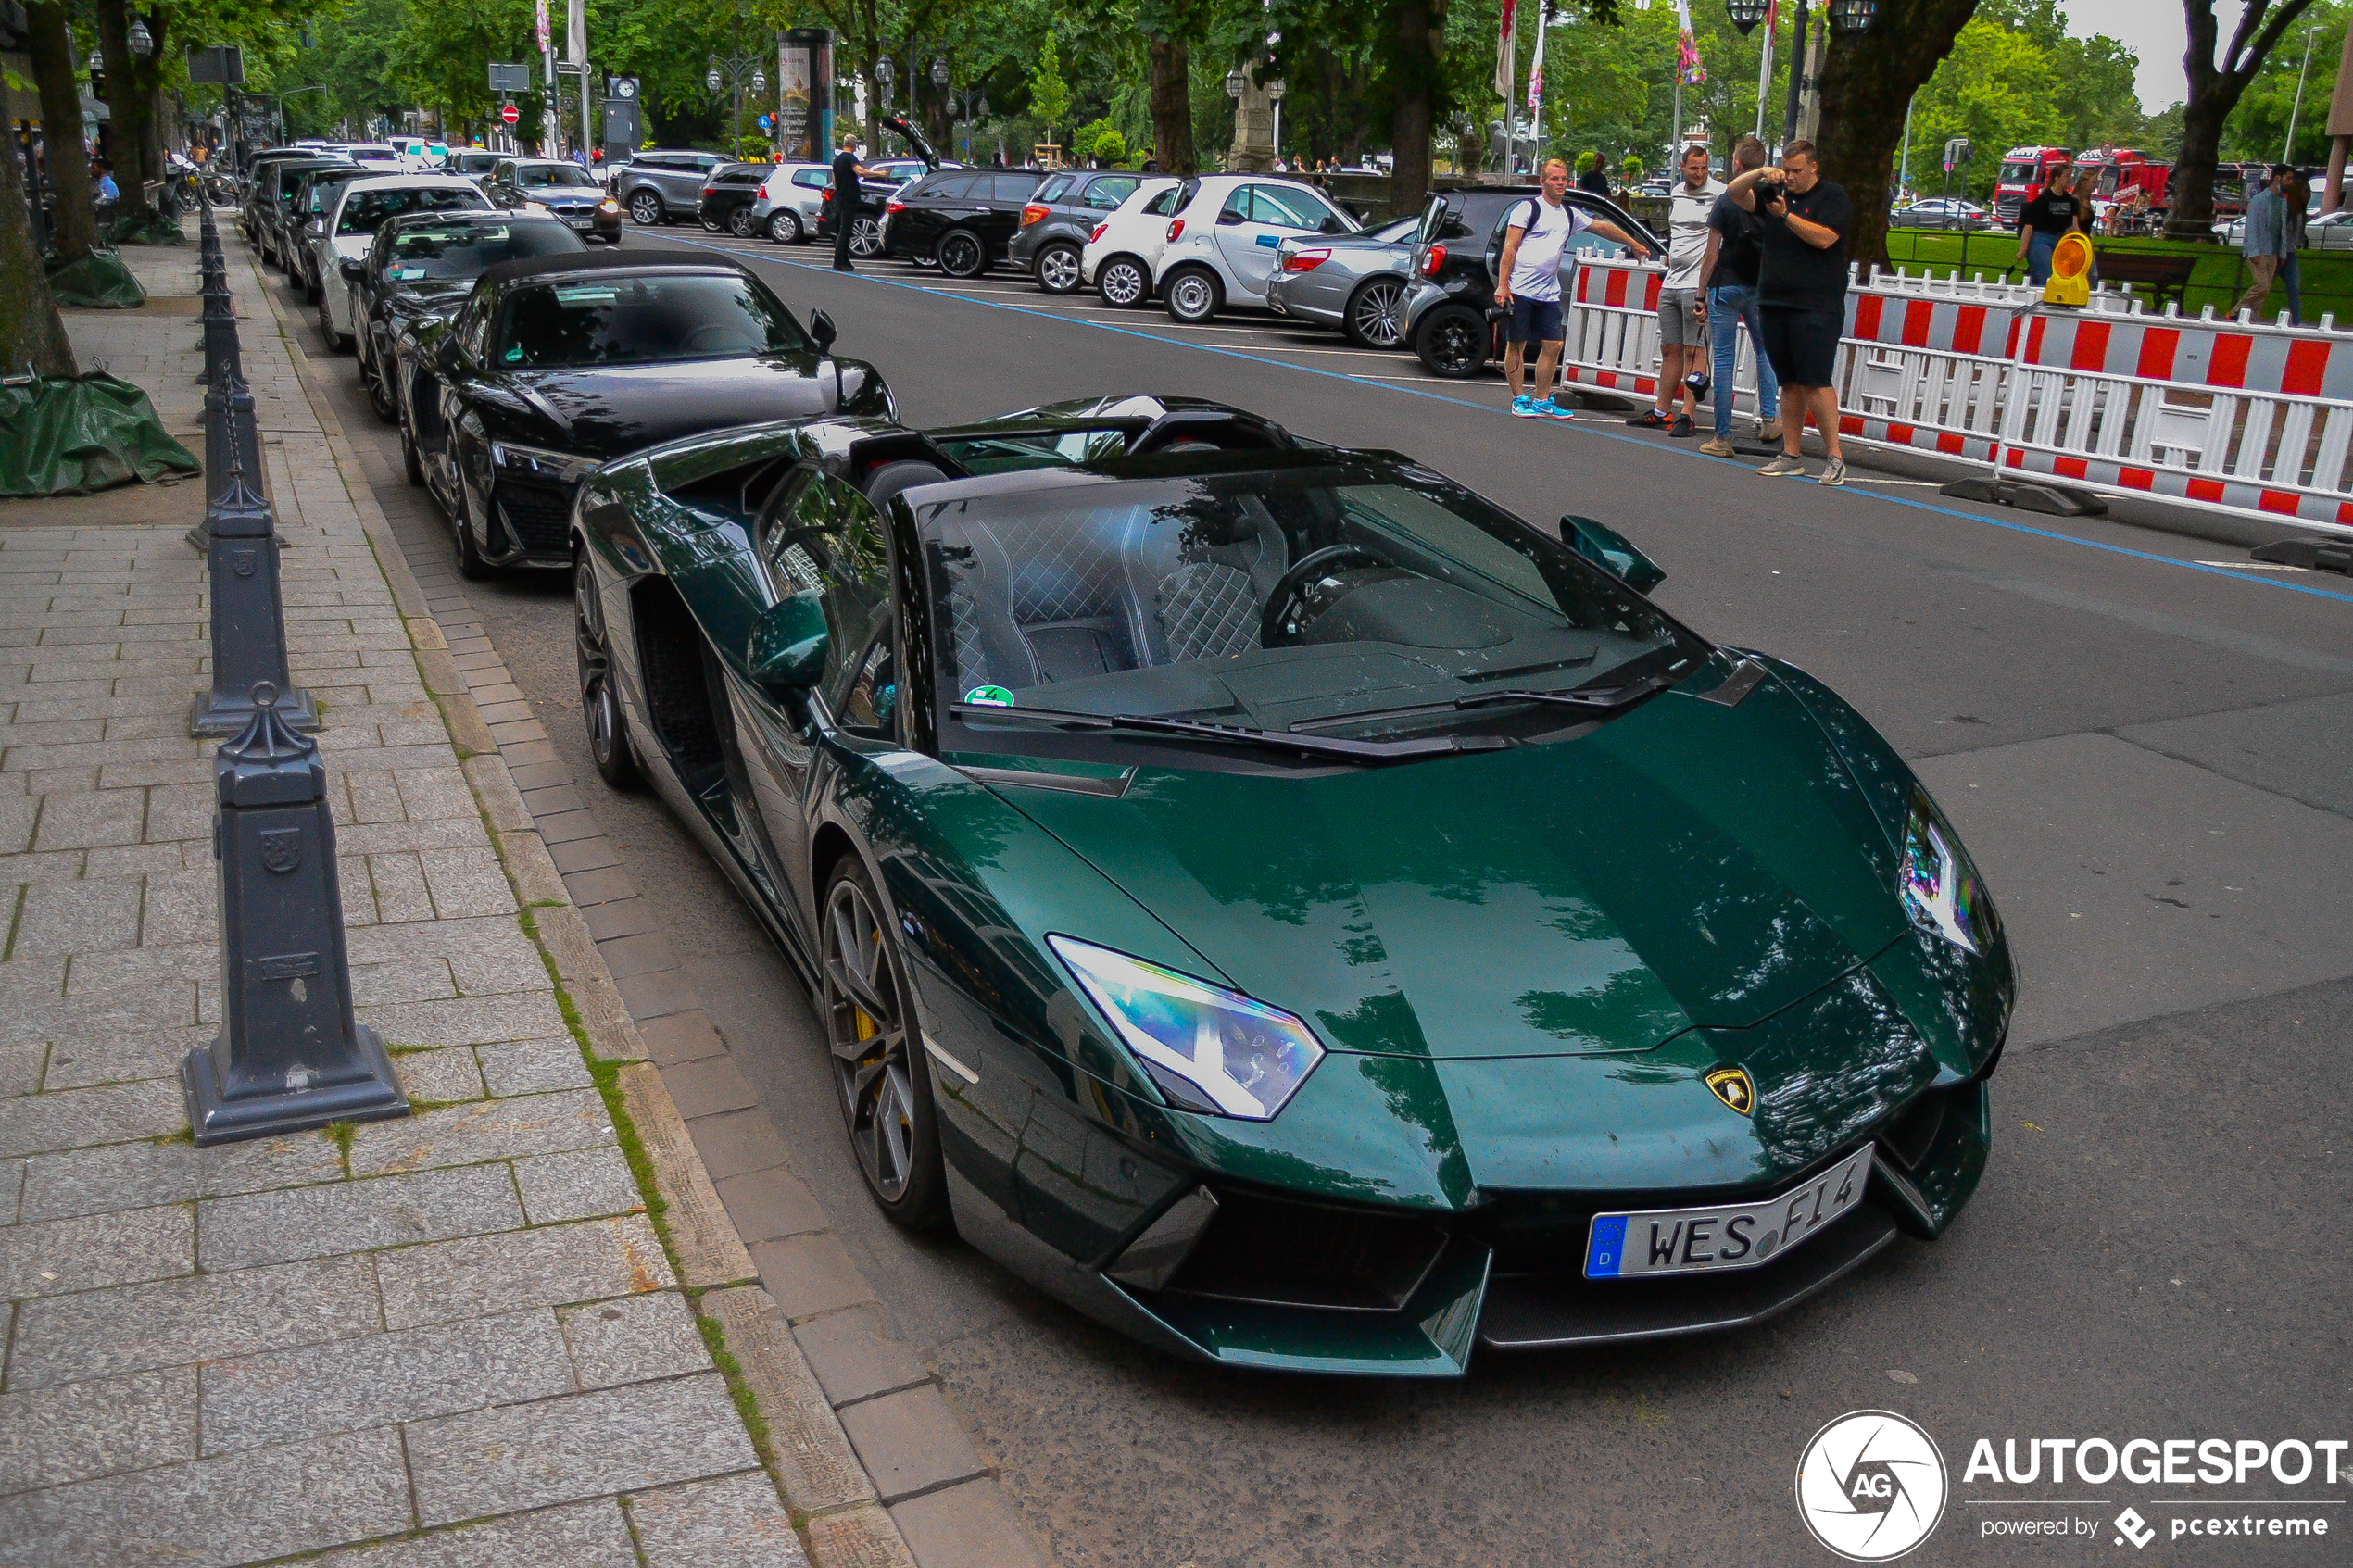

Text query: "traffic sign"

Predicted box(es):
[488, 62, 532, 94]
[501, 103, 521, 126]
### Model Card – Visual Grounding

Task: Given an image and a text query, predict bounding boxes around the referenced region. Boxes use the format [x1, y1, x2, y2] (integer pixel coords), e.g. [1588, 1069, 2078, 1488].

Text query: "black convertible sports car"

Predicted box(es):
[569, 395, 2011, 1374]
[396, 249, 892, 576]
[353, 211, 585, 425]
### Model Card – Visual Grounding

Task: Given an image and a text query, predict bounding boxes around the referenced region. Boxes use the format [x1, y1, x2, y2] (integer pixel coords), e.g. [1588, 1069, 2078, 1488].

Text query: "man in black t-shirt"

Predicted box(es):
[2013, 163, 2085, 286]
[1727, 139, 1853, 485]
[830, 130, 875, 271]
[1695, 134, 1782, 457]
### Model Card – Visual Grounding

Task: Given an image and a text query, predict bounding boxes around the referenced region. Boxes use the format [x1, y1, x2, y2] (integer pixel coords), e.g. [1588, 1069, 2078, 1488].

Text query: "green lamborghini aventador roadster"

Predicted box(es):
[568, 395, 2014, 1375]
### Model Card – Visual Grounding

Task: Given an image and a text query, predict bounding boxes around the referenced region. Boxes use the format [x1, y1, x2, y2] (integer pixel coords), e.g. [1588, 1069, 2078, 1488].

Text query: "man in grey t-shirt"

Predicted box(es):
[1628, 144, 1724, 437]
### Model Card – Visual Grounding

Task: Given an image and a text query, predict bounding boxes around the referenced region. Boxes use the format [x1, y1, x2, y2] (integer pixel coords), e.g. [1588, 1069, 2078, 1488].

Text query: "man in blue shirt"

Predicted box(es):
[93, 158, 119, 202]
[2234, 164, 2294, 321]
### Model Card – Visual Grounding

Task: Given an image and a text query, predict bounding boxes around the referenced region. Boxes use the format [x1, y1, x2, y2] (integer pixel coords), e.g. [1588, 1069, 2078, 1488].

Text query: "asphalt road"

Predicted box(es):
[298, 227, 2353, 1567]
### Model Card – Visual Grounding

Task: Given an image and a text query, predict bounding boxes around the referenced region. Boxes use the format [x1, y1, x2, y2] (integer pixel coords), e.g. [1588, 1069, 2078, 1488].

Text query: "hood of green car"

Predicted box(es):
[994, 675, 1911, 1064]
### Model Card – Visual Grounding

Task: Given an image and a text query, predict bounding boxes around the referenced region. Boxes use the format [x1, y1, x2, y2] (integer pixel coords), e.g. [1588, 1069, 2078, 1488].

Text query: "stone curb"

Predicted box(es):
[250, 239, 1047, 1568]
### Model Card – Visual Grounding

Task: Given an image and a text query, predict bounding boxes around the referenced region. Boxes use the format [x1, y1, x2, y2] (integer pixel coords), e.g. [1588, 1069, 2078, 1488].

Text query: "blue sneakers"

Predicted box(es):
[1511, 395, 1541, 418]
[1534, 398, 1577, 420]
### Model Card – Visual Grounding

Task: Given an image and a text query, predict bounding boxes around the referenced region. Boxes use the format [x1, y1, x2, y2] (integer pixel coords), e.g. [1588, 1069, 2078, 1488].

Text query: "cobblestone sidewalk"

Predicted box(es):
[0, 245, 870, 1564]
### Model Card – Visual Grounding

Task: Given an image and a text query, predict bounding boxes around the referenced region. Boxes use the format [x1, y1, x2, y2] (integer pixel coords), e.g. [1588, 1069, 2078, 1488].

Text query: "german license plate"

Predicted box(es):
[1584, 1146, 1875, 1280]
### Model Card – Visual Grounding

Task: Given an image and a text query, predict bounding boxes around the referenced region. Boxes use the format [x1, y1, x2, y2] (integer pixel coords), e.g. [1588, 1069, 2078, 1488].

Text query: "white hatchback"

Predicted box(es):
[1151, 174, 1357, 324]
[1078, 177, 1184, 307]
[750, 162, 836, 244]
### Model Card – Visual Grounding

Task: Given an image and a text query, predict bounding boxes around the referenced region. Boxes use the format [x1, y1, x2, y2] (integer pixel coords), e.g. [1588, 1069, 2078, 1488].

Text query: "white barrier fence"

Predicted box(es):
[1557, 255, 2353, 539]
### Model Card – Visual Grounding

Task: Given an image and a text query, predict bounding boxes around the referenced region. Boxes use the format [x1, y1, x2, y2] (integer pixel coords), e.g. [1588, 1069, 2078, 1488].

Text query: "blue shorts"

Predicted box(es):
[1506, 296, 1564, 345]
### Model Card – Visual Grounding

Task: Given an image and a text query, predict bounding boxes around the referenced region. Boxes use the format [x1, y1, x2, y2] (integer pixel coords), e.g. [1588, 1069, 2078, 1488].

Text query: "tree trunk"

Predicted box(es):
[1148, 35, 1195, 174]
[1389, 0, 1443, 218]
[2166, 90, 2232, 239]
[1814, 0, 1982, 276]
[1, 133, 79, 377]
[92, 0, 164, 219]
[24, 2, 98, 262]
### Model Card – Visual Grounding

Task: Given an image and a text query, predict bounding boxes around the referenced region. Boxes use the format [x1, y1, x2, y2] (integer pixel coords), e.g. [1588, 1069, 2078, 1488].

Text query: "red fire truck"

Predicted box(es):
[1994, 145, 2075, 227]
[2074, 146, 2171, 232]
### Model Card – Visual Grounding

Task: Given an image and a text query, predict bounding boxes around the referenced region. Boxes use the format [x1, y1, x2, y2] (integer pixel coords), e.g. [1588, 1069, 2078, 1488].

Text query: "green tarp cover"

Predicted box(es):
[45, 250, 148, 308]
[0, 373, 201, 496]
[108, 210, 185, 245]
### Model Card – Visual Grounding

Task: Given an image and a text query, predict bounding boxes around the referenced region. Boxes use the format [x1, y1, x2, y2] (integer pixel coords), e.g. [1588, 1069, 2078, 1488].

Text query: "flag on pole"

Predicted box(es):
[1674, 0, 1708, 87]
[534, 0, 550, 55]
[1526, 1, 1549, 114]
[1494, 0, 1519, 102]
[566, 0, 585, 64]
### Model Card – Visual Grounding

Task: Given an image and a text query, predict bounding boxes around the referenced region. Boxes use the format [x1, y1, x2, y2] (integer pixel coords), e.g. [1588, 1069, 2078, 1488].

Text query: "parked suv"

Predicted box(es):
[1008, 169, 1151, 293]
[1151, 174, 1359, 324]
[258, 158, 355, 272]
[1398, 184, 1657, 378]
[749, 162, 833, 244]
[698, 162, 774, 235]
[614, 151, 728, 226]
[880, 167, 1046, 275]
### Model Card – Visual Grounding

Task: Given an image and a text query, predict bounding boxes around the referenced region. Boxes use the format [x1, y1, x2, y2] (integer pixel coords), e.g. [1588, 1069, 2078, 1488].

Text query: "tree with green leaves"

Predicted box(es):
[1029, 27, 1069, 153]
[0, 125, 76, 377]
[1814, 0, 1986, 273]
[2169, 0, 2324, 237]
[23, 2, 101, 262]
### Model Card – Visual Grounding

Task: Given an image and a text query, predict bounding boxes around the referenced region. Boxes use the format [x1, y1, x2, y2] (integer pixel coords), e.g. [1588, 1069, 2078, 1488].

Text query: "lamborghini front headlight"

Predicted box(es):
[1049, 935, 1323, 1120]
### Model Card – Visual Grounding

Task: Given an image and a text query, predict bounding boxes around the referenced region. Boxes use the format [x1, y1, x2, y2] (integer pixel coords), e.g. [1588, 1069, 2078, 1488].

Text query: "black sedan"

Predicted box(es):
[814, 114, 940, 258]
[879, 168, 1047, 276]
[351, 211, 585, 425]
[396, 250, 893, 577]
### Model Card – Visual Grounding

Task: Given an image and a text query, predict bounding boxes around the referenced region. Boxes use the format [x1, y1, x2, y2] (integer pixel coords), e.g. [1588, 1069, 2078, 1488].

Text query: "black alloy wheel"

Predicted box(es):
[727, 206, 756, 238]
[1163, 266, 1221, 324]
[936, 229, 986, 278]
[1035, 242, 1081, 294]
[767, 209, 801, 244]
[318, 290, 347, 353]
[1097, 255, 1148, 307]
[1345, 277, 1408, 349]
[1415, 302, 1490, 378]
[628, 189, 664, 225]
[849, 217, 884, 257]
[822, 863, 947, 1227]
[454, 480, 495, 580]
[399, 413, 425, 485]
[366, 349, 399, 423]
[574, 556, 641, 789]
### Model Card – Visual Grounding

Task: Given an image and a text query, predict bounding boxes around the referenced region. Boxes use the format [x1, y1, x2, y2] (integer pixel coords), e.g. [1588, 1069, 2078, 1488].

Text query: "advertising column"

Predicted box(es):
[775, 28, 833, 165]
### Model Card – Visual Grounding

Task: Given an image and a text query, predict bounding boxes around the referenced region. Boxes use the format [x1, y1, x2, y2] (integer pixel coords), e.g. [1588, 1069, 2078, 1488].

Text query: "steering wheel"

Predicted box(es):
[1259, 545, 1389, 647]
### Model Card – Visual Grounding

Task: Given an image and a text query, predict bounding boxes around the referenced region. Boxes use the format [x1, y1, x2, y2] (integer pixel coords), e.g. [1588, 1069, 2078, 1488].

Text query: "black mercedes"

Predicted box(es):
[396, 249, 893, 576]
[353, 211, 585, 425]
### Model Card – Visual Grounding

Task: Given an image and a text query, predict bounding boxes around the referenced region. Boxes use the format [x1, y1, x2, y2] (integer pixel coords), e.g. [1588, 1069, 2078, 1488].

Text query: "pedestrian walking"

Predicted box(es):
[1578, 154, 1610, 198]
[2282, 168, 2310, 325]
[1627, 144, 1723, 437]
[1696, 135, 1782, 458]
[1726, 139, 1853, 485]
[2234, 165, 2295, 320]
[1497, 157, 1652, 420]
[2013, 162, 2085, 287]
[831, 130, 874, 272]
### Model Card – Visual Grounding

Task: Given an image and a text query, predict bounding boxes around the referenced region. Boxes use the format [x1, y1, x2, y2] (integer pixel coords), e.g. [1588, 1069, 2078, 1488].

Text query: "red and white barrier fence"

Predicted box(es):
[1558, 252, 2353, 539]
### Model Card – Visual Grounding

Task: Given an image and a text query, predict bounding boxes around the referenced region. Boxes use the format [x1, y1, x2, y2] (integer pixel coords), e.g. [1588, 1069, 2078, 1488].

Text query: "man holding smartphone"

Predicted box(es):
[1727, 140, 1853, 485]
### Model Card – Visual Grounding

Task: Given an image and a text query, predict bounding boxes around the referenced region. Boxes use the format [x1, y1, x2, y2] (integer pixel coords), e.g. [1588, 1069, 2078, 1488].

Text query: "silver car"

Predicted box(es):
[749, 162, 835, 244]
[1264, 215, 1423, 347]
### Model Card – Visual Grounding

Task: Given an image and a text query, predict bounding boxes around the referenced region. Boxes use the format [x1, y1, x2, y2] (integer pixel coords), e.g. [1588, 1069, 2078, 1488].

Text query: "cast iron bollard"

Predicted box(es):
[182, 682, 407, 1145]
[190, 445, 318, 735]
[186, 367, 262, 553]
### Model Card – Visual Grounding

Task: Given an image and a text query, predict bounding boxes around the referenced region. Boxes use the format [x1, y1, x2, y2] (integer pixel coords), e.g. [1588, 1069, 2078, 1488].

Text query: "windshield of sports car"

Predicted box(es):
[495, 273, 808, 367]
[921, 459, 1708, 763]
[930, 426, 1130, 474]
[385, 220, 580, 278]
[338, 185, 488, 234]
[516, 163, 601, 188]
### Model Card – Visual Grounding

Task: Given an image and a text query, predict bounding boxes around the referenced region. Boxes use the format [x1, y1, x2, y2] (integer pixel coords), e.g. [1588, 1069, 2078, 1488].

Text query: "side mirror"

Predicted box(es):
[807, 308, 837, 351]
[747, 591, 830, 697]
[1560, 514, 1666, 594]
[339, 257, 367, 280]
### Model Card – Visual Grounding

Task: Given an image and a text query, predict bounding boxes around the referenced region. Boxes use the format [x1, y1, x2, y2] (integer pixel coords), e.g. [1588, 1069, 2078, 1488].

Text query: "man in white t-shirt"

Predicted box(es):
[1628, 144, 1726, 437]
[1495, 157, 1652, 419]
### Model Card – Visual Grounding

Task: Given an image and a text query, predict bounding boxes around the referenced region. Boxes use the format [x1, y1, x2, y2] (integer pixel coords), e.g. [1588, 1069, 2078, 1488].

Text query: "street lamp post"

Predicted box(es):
[708, 54, 767, 159]
[2284, 24, 2323, 164]
[1267, 77, 1286, 168]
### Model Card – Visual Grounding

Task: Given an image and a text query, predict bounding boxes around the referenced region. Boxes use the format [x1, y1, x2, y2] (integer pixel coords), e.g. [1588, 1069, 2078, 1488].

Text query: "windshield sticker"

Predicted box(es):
[963, 685, 1015, 708]
[396, 267, 429, 279]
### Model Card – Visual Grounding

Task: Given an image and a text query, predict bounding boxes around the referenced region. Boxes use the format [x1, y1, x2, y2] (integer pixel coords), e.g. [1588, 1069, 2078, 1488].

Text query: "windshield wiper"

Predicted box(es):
[1452, 673, 1676, 715]
[948, 702, 1506, 762]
